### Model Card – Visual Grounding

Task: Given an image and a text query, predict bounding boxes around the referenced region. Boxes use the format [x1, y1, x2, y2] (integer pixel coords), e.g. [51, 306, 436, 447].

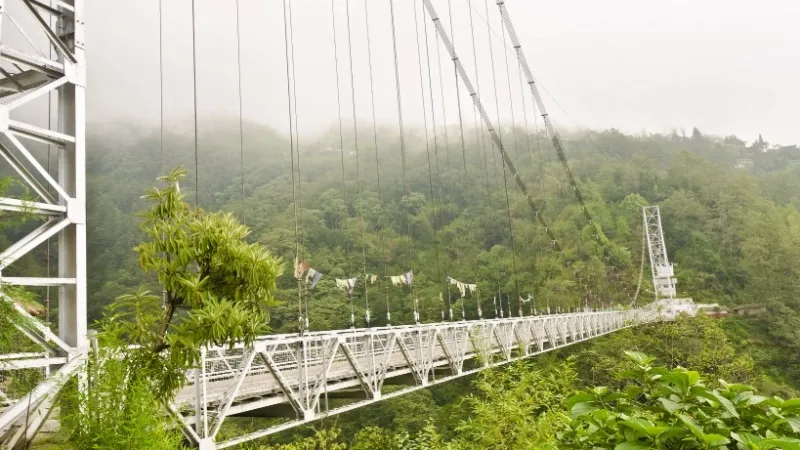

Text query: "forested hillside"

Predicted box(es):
[78, 119, 800, 382]
[7, 117, 800, 449]
[74, 120, 800, 327]
[2, 119, 792, 357]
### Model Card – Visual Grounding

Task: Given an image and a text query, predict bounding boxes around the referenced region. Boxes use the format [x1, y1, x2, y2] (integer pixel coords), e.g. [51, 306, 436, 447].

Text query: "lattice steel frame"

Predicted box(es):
[643, 206, 676, 299]
[178, 310, 653, 449]
[0, 0, 86, 446]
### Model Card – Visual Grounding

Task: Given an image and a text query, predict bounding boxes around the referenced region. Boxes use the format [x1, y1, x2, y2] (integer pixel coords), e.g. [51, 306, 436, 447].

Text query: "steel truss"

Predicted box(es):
[179, 310, 655, 449]
[0, 0, 86, 447]
[643, 206, 677, 299]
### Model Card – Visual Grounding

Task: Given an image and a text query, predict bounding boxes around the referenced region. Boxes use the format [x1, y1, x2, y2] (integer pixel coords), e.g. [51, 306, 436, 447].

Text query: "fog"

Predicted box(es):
[67, 0, 800, 145]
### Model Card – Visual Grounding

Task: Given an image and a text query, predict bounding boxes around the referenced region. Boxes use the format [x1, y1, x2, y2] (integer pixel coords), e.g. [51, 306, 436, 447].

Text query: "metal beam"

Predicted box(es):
[0, 44, 63, 76]
[194, 310, 655, 449]
[10, 119, 75, 146]
[0, 197, 65, 215]
[0, 356, 67, 370]
[0, 142, 54, 203]
[0, 355, 82, 435]
[1, 276, 76, 286]
[0, 218, 69, 269]
[20, 0, 77, 64]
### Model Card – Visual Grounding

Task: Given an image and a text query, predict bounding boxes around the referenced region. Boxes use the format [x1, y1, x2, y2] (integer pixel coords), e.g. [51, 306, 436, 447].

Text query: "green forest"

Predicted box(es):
[79, 122, 800, 331]
[4, 118, 800, 449]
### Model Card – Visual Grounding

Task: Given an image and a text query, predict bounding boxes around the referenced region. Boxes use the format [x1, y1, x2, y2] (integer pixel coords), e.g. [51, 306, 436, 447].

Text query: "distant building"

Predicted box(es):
[696, 303, 728, 318]
[732, 304, 767, 317]
[734, 158, 754, 169]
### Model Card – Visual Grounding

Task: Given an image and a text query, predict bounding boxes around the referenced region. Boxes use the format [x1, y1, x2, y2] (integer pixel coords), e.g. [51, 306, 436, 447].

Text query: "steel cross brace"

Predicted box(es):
[177, 310, 658, 448]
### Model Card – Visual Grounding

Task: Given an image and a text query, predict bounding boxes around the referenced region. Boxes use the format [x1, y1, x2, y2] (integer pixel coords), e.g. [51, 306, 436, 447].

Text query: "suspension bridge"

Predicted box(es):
[0, 0, 690, 448]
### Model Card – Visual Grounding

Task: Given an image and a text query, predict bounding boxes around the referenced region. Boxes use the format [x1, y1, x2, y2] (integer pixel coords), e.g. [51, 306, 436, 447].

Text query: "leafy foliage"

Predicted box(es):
[570, 315, 761, 390]
[61, 339, 184, 449]
[560, 351, 800, 449]
[9, 119, 800, 446]
[59, 168, 284, 449]
[103, 167, 283, 398]
[448, 361, 574, 449]
[80, 122, 800, 349]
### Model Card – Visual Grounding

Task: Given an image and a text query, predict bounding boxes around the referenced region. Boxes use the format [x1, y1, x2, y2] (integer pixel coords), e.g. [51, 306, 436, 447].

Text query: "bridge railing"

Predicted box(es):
[177, 309, 660, 449]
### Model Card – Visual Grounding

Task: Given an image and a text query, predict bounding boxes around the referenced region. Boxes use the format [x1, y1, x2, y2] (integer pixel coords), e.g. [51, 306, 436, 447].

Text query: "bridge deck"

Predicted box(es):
[179, 310, 651, 449]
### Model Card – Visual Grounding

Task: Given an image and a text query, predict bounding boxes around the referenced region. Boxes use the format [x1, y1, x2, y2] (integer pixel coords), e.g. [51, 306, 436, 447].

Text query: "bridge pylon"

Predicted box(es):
[643, 206, 677, 300]
[642, 206, 697, 318]
[0, 0, 86, 445]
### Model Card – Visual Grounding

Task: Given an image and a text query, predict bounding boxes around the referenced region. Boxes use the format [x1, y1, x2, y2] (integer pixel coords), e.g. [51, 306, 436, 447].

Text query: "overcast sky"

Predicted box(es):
[53, 0, 800, 145]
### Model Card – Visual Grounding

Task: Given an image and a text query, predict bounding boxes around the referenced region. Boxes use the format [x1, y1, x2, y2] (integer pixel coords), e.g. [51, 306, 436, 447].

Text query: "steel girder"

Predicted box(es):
[0, 0, 86, 446]
[179, 310, 654, 449]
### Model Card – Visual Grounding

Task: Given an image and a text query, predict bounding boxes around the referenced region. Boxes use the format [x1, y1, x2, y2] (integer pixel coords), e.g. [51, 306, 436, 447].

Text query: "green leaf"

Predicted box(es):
[748, 395, 769, 406]
[677, 414, 705, 440]
[566, 392, 596, 409]
[685, 371, 701, 387]
[626, 385, 643, 399]
[782, 399, 800, 411]
[656, 426, 689, 446]
[614, 442, 650, 450]
[701, 433, 730, 447]
[571, 401, 600, 419]
[658, 397, 682, 413]
[731, 431, 759, 444]
[620, 418, 654, 436]
[783, 417, 800, 433]
[624, 351, 654, 366]
[702, 390, 740, 418]
[761, 438, 800, 450]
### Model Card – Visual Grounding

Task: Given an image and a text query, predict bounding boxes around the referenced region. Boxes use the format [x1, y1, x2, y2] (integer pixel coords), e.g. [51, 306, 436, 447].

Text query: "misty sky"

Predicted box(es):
[67, 0, 800, 145]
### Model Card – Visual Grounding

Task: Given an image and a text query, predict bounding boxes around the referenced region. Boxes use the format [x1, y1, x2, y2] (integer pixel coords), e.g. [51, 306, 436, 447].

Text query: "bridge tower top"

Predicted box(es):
[643, 206, 676, 300]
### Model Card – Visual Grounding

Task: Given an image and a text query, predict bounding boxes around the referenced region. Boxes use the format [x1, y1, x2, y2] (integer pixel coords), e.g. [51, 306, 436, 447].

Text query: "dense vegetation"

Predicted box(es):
[3, 118, 800, 448]
[73, 122, 800, 332]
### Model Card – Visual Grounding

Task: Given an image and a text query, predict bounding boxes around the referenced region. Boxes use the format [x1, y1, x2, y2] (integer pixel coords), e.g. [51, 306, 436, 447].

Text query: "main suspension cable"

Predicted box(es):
[422, 0, 561, 253]
[445, 0, 465, 320]
[422, 3, 448, 320]
[389, 0, 418, 324]
[363, 0, 390, 326]
[517, 57, 534, 174]
[344, 0, 369, 328]
[484, 0, 521, 315]
[332, 0, 356, 327]
[235, 0, 245, 224]
[190, 0, 199, 206]
[629, 221, 647, 307]
[413, 0, 443, 323]
[287, 0, 309, 328]
[434, 24, 451, 167]
[159, 0, 164, 186]
[158, 0, 166, 309]
[501, 20, 520, 165]
[282, 0, 303, 332]
[530, 65, 545, 192]
[331, 0, 352, 279]
[495, 1, 605, 252]
[467, 0, 491, 195]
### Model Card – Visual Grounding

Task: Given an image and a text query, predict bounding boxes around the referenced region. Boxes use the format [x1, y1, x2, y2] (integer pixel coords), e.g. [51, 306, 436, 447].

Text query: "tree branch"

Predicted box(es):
[153, 293, 177, 354]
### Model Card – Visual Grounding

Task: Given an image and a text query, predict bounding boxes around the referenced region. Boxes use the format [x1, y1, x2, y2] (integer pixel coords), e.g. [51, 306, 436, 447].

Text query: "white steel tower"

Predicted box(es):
[0, 0, 86, 444]
[643, 206, 677, 299]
